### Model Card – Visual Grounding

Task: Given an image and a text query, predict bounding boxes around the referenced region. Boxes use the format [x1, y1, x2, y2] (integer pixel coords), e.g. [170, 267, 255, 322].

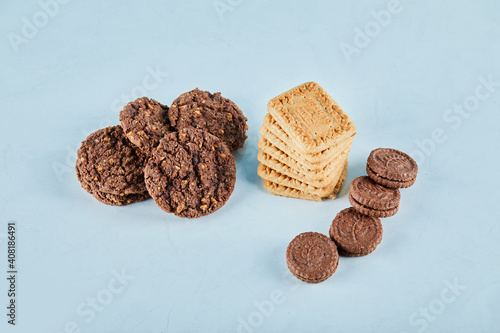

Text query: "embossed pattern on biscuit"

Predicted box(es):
[349, 176, 400, 210]
[367, 148, 418, 182]
[267, 82, 356, 153]
[286, 232, 339, 283]
[329, 207, 383, 255]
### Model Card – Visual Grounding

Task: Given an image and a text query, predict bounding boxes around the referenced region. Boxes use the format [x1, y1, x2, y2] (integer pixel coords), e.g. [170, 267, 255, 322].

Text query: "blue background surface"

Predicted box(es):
[1, 0, 499, 332]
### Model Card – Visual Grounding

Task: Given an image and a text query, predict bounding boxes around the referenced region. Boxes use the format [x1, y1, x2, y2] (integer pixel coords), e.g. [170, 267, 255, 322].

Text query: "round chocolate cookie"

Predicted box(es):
[367, 148, 418, 188]
[286, 232, 339, 283]
[329, 207, 383, 256]
[350, 176, 400, 210]
[92, 190, 150, 206]
[76, 126, 148, 195]
[144, 128, 236, 218]
[119, 97, 172, 155]
[168, 88, 248, 151]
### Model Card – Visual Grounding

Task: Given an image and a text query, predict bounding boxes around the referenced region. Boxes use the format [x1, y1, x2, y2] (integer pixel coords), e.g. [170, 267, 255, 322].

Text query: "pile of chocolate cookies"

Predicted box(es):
[75, 89, 248, 219]
[286, 148, 418, 283]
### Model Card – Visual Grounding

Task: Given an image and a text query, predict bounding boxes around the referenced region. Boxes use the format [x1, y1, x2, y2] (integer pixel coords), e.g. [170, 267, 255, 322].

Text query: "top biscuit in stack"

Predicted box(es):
[257, 82, 356, 200]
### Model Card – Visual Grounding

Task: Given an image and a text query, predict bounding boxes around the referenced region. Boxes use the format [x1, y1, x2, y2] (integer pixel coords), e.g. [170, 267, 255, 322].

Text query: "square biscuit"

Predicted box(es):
[260, 115, 353, 169]
[258, 135, 351, 177]
[257, 146, 349, 186]
[262, 113, 353, 158]
[267, 82, 356, 153]
[257, 157, 347, 196]
[262, 161, 348, 201]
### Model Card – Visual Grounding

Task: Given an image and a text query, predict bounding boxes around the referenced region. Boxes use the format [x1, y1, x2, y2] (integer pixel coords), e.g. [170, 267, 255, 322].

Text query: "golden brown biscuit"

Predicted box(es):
[267, 82, 356, 153]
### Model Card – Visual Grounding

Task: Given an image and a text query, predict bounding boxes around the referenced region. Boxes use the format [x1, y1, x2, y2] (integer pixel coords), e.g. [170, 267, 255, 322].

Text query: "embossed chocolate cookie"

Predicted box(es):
[76, 126, 149, 196]
[168, 88, 248, 151]
[350, 176, 400, 210]
[367, 148, 418, 188]
[329, 207, 383, 256]
[286, 232, 339, 283]
[119, 97, 172, 155]
[144, 128, 236, 219]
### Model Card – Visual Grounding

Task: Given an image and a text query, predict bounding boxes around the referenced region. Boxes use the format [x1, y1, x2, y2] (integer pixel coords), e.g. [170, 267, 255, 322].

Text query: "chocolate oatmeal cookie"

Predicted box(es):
[76, 126, 148, 196]
[144, 128, 236, 218]
[119, 97, 172, 155]
[168, 88, 248, 151]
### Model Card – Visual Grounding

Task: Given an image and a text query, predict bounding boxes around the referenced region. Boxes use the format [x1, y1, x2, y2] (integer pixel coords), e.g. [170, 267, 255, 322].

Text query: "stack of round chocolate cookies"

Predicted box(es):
[75, 89, 248, 219]
[330, 148, 418, 256]
[347, 148, 418, 219]
[286, 148, 418, 283]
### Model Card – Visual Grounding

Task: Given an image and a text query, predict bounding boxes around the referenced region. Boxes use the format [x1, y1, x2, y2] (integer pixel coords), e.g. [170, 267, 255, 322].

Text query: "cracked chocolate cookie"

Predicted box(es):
[329, 207, 383, 256]
[144, 128, 236, 218]
[168, 88, 248, 151]
[119, 97, 172, 155]
[76, 126, 148, 197]
[286, 232, 339, 283]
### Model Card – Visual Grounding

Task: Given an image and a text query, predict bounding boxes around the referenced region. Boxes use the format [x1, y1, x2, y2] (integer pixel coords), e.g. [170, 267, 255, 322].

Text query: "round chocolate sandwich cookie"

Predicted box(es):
[168, 88, 248, 151]
[144, 128, 236, 219]
[350, 176, 400, 210]
[366, 166, 416, 189]
[92, 190, 150, 206]
[119, 97, 172, 155]
[367, 148, 418, 188]
[329, 207, 383, 256]
[349, 194, 399, 218]
[286, 232, 339, 283]
[76, 126, 148, 196]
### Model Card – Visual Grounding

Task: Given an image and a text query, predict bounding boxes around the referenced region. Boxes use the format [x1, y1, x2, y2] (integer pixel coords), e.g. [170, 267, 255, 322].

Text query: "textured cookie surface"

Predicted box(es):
[367, 148, 418, 182]
[267, 82, 356, 153]
[144, 128, 236, 218]
[286, 232, 339, 283]
[329, 207, 383, 256]
[168, 88, 248, 151]
[119, 97, 171, 155]
[349, 176, 400, 210]
[76, 126, 148, 195]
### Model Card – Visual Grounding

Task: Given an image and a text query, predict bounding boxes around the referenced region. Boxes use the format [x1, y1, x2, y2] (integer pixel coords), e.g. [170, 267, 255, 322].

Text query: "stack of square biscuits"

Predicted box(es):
[257, 82, 356, 200]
